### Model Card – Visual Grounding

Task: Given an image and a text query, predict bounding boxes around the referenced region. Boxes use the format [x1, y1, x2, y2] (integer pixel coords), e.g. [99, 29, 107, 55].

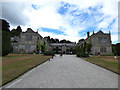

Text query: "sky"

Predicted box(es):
[1, 0, 120, 44]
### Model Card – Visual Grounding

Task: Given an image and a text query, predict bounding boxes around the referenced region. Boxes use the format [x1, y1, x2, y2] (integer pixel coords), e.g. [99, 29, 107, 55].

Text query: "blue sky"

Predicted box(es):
[1, 0, 119, 43]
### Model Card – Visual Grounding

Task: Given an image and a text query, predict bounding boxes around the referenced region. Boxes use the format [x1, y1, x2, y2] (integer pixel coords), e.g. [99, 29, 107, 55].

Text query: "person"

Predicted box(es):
[33, 51, 35, 54]
[39, 50, 41, 54]
[60, 51, 63, 57]
[98, 52, 100, 56]
[114, 51, 117, 59]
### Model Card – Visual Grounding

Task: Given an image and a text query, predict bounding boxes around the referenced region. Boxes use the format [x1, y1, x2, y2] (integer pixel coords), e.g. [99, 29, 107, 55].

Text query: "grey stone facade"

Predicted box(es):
[11, 28, 52, 53]
[78, 30, 112, 55]
[11, 29, 112, 55]
[50, 43, 76, 54]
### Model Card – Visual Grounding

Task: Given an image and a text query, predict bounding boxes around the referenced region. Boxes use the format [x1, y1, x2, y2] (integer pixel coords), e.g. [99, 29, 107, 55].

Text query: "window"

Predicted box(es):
[100, 47, 106, 52]
[25, 45, 31, 50]
[25, 35, 32, 41]
[98, 37, 107, 43]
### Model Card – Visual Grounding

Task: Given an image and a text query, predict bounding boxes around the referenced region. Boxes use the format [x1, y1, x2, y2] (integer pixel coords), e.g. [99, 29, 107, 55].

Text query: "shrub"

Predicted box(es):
[76, 51, 89, 57]
[44, 51, 55, 56]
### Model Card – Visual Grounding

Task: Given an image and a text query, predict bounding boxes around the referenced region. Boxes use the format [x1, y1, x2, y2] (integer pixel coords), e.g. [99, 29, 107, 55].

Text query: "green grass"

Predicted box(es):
[82, 56, 119, 74]
[2, 54, 52, 86]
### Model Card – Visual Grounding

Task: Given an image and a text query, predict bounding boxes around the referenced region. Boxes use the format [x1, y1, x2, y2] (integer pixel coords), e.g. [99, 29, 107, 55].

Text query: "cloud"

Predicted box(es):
[1, 0, 119, 43]
[1, 2, 31, 27]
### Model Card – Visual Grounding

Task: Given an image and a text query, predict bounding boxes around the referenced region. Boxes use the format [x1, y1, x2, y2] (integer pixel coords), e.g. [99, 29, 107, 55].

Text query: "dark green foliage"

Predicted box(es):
[59, 39, 72, 43]
[0, 19, 11, 56]
[41, 44, 46, 53]
[86, 43, 92, 53]
[37, 38, 41, 53]
[76, 42, 91, 57]
[76, 43, 92, 54]
[44, 36, 73, 43]
[78, 39, 84, 42]
[112, 44, 116, 53]
[112, 43, 120, 56]
[0, 19, 10, 32]
[11, 26, 22, 37]
[2, 31, 11, 56]
[76, 51, 89, 57]
[116, 43, 120, 56]
[44, 51, 55, 56]
[53, 47, 59, 54]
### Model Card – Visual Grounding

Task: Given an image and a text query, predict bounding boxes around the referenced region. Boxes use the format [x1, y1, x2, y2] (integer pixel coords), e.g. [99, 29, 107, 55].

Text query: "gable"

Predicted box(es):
[96, 30, 104, 35]
[26, 28, 35, 33]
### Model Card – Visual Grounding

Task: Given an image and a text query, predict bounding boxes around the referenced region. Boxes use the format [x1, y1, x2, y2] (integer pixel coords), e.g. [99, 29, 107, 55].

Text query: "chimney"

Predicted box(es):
[93, 30, 95, 34]
[87, 31, 90, 38]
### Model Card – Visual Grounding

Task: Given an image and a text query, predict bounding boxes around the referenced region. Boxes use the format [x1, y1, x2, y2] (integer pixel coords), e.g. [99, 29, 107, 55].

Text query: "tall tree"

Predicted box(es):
[0, 19, 11, 56]
[11, 26, 22, 37]
[0, 19, 10, 32]
[116, 43, 120, 56]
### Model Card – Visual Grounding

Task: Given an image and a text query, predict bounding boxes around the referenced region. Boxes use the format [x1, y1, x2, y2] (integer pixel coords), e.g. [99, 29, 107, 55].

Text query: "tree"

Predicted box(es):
[112, 44, 116, 53]
[37, 38, 41, 53]
[116, 43, 120, 56]
[55, 39, 59, 43]
[11, 26, 22, 37]
[0, 19, 11, 56]
[76, 43, 92, 54]
[50, 38, 56, 43]
[41, 41, 47, 53]
[0, 19, 10, 32]
[54, 47, 59, 54]
[86, 43, 92, 53]
[78, 39, 84, 42]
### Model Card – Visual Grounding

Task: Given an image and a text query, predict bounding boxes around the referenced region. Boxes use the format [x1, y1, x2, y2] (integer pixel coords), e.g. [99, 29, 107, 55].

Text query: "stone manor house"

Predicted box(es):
[11, 28, 112, 55]
[78, 30, 112, 55]
[11, 28, 52, 53]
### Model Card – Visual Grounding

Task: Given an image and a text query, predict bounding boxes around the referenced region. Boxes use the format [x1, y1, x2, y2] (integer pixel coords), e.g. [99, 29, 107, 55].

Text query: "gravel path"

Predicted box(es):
[5, 55, 118, 88]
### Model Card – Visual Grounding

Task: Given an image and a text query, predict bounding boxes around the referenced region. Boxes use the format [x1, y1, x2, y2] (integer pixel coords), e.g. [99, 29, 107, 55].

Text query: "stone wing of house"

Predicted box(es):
[11, 28, 52, 53]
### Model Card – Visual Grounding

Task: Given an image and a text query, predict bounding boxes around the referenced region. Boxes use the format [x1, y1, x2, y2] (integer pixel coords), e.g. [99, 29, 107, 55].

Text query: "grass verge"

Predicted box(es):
[82, 56, 119, 74]
[2, 54, 52, 86]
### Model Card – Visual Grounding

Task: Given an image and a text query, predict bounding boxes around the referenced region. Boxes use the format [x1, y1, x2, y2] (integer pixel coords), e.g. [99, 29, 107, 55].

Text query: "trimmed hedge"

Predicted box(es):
[44, 51, 55, 56]
[76, 51, 89, 57]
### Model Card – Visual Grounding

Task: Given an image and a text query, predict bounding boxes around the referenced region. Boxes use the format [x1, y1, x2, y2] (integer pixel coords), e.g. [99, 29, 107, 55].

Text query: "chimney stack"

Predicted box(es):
[87, 31, 90, 38]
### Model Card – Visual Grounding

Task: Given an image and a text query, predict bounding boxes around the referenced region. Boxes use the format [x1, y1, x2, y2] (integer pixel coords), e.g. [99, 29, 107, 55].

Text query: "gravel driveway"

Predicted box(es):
[4, 55, 118, 88]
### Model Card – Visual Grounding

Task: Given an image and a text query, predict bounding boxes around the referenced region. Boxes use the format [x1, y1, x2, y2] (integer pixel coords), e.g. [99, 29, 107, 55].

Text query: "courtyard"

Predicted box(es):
[3, 55, 118, 88]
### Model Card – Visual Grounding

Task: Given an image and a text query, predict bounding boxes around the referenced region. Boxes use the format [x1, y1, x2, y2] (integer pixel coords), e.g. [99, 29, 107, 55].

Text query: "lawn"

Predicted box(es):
[82, 56, 119, 74]
[2, 54, 52, 86]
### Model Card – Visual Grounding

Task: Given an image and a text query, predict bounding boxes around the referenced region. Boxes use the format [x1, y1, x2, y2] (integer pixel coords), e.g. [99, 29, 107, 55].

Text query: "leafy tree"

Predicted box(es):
[0, 19, 11, 56]
[2, 31, 11, 56]
[37, 38, 41, 53]
[41, 41, 47, 53]
[86, 43, 92, 53]
[112, 44, 116, 53]
[60, 39, 66, 43]
[116, 43, 120, 56]
[55, 39, 59, 43]
[50, 38, 56, 43]
[54, 47, 59, 54]
[78, 39, 84, 42]
[11, 26, 22, 37]
[0, 19, 10, 32]
[44, 41, 47, 51]
[76, 42, 92, 54]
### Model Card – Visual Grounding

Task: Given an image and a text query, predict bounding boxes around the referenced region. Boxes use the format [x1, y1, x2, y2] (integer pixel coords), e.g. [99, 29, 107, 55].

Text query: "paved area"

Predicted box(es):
[4, 55, 118, 88]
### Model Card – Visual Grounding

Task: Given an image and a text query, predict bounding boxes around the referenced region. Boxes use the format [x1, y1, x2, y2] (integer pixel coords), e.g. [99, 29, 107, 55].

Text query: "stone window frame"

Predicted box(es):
[25, 35, 32, 41]
[100, 47, 106, 52]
